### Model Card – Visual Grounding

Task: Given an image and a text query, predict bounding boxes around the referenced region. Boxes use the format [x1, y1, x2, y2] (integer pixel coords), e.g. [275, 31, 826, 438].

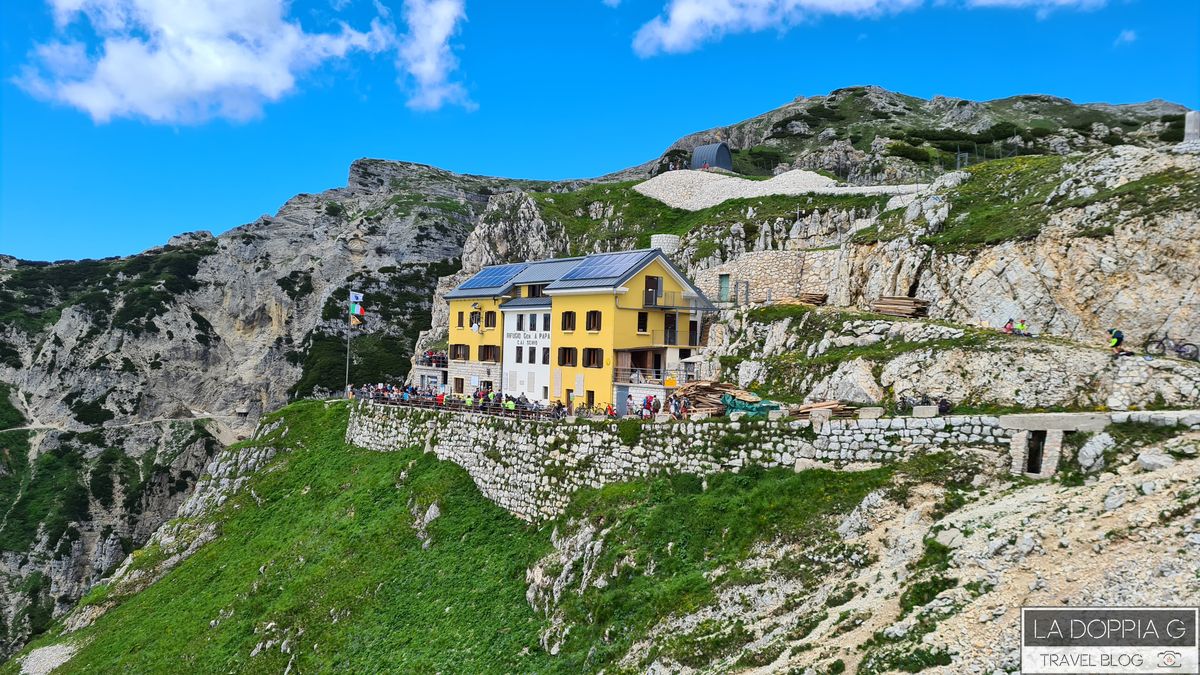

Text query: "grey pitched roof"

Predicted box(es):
[499, 297, 552, 309]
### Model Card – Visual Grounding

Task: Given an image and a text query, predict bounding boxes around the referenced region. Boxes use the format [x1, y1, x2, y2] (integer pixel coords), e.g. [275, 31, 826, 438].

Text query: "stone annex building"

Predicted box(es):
[422, 247, 715, 413]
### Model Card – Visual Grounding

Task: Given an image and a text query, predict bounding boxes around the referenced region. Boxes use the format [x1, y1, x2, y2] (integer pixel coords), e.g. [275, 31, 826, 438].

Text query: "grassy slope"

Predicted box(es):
[9, 401, 965, 673]
[852, 154, 1200, 253]
[529, 181, 888, 255]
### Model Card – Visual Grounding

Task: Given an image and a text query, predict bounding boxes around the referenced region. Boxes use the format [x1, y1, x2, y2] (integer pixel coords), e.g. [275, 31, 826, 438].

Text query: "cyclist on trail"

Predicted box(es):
[1107, 328, 1125, 356]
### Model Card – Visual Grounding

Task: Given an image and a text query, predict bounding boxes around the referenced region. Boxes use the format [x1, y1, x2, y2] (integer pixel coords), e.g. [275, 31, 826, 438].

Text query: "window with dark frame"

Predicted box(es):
[542, 347, 550, 364]
[543, 313, 551, 331]
[469, 311, 481, 328]
[529, 313, 537, 332]
[516, 314, 524, 331]
[484, 311, 497, 329]
[449, 344, 470, 360]
[457, 311, 464, 328]
[515, 346, 523, 363]
[561, 311, 576, 331]
[479, 345, 501, 362]
[528, 346, 536, 363]
[586, 310, 602, 331]
[637, 311, 648, 333]
[557, 347, 577, 367]
[582, 348, 603, 368]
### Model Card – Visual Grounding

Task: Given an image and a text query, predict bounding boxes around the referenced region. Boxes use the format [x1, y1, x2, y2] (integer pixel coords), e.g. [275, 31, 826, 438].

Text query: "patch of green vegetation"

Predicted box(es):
[69, 391, 114, 426]
[290, 333, 413, 398]
[0, 383, 24, 431]
[733, 642, 785, 668]
[731, 146, 787, 176]
[886, 142, 932, 163]
[293, 260, 460, 398]
[276, 271, 315, 302]
[0, 240, 218, 336]
[898, 575, 957, 617]
[659, 619, 753, 668]
[1107, 421, 1188, 449]
[858, 647, 953, 673]
[920, 155, 1066, 253]
[529, 183, 887, 254]
[0, 435, 89, 553]
[1059, 168, 1200, 221]
[87, 448, 141, 510]
[615, 418, 643, 446]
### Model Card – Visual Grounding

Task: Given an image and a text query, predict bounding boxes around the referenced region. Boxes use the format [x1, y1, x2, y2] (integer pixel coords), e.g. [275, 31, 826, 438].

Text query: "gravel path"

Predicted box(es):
[20, 643, 77, 675]
[632, 169, 927, 211]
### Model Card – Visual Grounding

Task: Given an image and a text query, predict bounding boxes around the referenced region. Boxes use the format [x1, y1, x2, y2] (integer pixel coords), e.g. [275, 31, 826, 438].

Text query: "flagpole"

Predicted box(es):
[344, 317, 352, 398]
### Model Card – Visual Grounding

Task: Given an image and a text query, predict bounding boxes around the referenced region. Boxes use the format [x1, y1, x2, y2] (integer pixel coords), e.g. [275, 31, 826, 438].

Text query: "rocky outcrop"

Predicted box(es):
[836, 147, 1200, 345]
[709, 308, 1200, 412]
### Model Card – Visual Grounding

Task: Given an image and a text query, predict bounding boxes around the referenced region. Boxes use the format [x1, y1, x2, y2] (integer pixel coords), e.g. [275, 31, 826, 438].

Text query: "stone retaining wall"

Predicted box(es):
[693, 249, 837, 305]
[345, 402, 1013, 521]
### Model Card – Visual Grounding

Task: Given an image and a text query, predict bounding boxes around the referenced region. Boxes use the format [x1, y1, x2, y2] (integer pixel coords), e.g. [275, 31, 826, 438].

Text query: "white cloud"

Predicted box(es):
[633, 0, 922, 56]
[631, 0, 1109, 56]
[18, 0, 474, 123]
[397, 0, 473, 111]
[17, 0, 396, 123]
[1112, 28, 1136, 46]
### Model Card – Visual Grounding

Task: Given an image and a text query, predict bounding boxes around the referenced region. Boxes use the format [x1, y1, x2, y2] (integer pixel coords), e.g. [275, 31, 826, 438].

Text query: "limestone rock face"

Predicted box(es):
[835, 147, 1200, 345]
[806, 358, 884, 404]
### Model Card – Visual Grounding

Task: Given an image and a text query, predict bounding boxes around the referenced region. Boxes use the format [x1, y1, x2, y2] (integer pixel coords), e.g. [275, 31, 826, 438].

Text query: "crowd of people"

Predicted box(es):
[350, 383, 698, 421]
[625, 393, 693, 420]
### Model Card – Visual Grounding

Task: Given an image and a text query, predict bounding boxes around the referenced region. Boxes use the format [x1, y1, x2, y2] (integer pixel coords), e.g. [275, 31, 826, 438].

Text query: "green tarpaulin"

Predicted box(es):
[721, 393, 781, 417]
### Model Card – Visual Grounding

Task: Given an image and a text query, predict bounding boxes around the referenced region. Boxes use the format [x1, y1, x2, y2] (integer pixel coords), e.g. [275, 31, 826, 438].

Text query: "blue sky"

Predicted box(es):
[1, 0, 1197, 262]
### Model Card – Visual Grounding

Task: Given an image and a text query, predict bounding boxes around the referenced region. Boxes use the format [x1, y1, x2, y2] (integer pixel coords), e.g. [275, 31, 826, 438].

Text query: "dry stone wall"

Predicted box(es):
[346, 402, 1013, 521]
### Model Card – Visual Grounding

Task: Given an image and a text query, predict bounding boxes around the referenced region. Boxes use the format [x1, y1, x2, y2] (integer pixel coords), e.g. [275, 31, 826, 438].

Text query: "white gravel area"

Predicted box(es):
[632, 169, 927, 211]
[20, 643, 77, 675]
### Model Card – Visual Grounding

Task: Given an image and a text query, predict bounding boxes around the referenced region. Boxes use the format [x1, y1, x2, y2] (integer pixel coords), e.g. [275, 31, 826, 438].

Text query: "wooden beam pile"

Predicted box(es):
[672, 380, 760, 415]
[795, 292, 828, 306]
[871, 296, 930, 318]
[789, 400, 857, 419]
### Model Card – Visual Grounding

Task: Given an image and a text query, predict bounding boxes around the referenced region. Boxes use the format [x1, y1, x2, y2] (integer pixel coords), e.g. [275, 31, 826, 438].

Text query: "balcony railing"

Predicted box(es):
[643, 289, 713, 311]
[649, 329, 702, 347]
[414, 354, 448, 368]
[613, 365, 710, 387]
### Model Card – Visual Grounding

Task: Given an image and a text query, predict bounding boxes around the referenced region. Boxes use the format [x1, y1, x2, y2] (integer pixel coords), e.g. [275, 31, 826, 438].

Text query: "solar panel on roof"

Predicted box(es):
[458, 263, 527, 290]
[559, 252, 647, 281]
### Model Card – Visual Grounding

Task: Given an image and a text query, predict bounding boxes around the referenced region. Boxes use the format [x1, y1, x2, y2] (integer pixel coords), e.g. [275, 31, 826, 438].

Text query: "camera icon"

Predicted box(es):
[1157, 650, 1182, 668]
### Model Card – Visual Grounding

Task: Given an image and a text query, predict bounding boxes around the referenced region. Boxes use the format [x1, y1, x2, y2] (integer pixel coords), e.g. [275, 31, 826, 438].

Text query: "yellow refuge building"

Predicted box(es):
[443, 248, 714, 413]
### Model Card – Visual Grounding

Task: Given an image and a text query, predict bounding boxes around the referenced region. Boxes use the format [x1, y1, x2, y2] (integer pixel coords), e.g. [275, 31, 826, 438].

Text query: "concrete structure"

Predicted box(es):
[649, 234, 681, 255]
[1186, 110, 1199, 143]
[999, 413, 1111, 479]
